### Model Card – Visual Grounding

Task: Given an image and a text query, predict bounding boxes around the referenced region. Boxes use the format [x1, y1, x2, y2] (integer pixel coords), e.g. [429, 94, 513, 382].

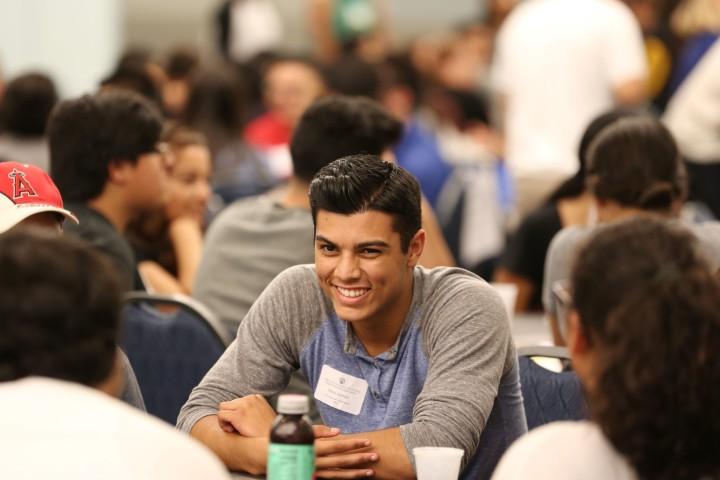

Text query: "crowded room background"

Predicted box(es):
[1, 0, 719, 479]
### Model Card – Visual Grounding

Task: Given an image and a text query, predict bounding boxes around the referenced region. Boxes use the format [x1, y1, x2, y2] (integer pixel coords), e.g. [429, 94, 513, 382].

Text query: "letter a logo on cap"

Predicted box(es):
[8, 168, 38, 200]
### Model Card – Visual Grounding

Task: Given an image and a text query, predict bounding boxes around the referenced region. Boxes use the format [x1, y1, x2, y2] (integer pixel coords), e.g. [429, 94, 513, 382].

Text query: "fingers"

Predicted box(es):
[316, 452, 378, 470]
[315, 438, 371, 456]
[315, 468, 375, 478]
[217, 411, 238, 433]
[313, 425, 341, 438]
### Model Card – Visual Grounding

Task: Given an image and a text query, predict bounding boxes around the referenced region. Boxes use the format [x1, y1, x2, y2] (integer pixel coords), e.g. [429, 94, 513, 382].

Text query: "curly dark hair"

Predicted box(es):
[572, 217, 720, 480]
[0, 229, 122, 387]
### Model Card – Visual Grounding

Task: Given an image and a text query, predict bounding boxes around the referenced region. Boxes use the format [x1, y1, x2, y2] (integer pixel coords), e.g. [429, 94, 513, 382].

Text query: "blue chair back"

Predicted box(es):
[119, 293, 230, 424]
[517, 346, 587, 429]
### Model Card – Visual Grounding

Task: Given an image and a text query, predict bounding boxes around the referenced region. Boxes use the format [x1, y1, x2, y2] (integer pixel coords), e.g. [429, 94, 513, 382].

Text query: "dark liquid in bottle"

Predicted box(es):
[270, 414, 314, 444]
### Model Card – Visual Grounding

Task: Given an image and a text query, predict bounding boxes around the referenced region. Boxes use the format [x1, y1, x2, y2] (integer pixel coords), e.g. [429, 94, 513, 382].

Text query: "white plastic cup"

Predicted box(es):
[413, 447, 464, 480]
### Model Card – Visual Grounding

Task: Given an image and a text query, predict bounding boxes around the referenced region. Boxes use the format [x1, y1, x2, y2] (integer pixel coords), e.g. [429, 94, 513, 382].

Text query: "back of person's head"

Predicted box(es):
[0, 229, 122, 387]
[165, 47, 200, 80]
[0, 72, 58, 137]
[585, 116, 686, 213]
[182, 67, 246, 149]
[571, 217, 720, 479]
[48, 90, 163, 203]
[375, 54, 423, 107]
[309, 154, 421, 251]
[326, 54, 380, 98]
[290, 95, 402, 183]
[547, 109, 637, 203]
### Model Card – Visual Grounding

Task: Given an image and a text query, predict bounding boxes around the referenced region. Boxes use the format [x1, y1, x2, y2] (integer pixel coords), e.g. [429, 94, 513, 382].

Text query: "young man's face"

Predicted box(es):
[314, 209, 424, 330]
[124, 143, 172, 213]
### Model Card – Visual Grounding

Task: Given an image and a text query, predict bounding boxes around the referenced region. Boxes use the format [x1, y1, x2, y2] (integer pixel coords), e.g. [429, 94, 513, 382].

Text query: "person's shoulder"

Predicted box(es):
[492, 421, 635, 480]
[548, 224, 593, 256]
[418, 266, 506, 321]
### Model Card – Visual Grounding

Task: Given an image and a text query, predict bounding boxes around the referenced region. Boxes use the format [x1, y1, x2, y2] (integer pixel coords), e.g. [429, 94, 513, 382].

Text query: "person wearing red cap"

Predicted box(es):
[0, 161, 78, 233]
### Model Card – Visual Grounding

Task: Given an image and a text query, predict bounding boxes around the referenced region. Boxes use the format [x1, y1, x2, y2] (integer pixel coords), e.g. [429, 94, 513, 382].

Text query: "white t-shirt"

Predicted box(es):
[492, 0, 647, 178]
[491, 421, 637, 480]
[0, 377, 230, 480]
[663, 40, 720, 164]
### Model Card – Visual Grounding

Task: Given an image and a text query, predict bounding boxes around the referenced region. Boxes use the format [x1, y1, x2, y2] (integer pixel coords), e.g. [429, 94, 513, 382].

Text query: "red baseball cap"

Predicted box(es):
[0, 162, 79, 233]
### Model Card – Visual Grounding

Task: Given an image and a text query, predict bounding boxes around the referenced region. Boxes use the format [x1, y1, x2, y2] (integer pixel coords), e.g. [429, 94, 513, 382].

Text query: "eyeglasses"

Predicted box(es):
[152, 142, 174, 171]
[551, 279, 573, 342]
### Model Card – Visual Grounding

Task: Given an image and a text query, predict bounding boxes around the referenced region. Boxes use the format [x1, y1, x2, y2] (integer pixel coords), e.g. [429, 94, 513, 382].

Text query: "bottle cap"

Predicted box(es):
[277, 394, 309, 415]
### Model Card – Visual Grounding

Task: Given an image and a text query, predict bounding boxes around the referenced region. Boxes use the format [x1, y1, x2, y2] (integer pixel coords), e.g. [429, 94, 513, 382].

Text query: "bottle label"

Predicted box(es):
[267, 443, 315, 480]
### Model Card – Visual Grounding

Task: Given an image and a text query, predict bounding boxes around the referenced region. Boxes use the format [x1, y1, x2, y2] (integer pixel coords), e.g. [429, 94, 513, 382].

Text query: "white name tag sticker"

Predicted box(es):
[314, 365, 368, 415]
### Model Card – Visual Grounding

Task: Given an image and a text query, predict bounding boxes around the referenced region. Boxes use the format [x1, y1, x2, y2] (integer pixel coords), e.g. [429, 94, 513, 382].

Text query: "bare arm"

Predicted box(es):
[419, 196, 455, 268]
[168, 216, 204, 294]
[308, 0, 339, 62]
[138, 260, 185, 295]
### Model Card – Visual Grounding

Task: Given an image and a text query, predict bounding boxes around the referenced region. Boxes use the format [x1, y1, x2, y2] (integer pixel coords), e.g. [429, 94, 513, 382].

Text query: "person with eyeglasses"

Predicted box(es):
[49, 90, 170, 291]
[492, 217, 720, 480]
[541, 115, 720, 345]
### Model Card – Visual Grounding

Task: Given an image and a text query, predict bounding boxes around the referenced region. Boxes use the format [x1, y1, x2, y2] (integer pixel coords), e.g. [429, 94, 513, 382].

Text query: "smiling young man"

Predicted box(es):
[178, 155, 526, 479]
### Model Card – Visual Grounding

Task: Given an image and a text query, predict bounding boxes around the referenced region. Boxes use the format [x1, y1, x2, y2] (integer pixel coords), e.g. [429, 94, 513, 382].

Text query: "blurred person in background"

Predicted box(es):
[100, 48, 164, 107]
[493, 218, 720, 480]
[215, 0, 284, 63]
[49, 91, 169, 291]
[244, 56, 327, 181]
[494, 110, 633, 312]
[182, 67, 276, 204]
[666, 0, 720, 95]
[0, 72, 58, 171]
[376, 54, 452, 210]
[663, 36, 720, 218]
[161, 47, 200, 118]
[127, 124, 211, 295]
[492, 0, 648, 220]
[542, 116, 720, 344]
[309, 0, 390, 63]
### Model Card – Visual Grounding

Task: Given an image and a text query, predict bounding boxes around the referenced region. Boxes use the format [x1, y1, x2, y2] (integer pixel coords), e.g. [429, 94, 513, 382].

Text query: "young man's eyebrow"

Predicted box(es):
[314, 235, 335, 245]
[356, 240, 390, 249]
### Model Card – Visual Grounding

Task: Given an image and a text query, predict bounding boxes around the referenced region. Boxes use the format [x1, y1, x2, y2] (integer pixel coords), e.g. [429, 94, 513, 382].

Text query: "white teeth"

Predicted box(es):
[337, 287, 369, 298]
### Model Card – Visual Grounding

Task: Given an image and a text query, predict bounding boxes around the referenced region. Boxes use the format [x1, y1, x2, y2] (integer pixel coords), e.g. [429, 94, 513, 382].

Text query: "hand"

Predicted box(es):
[315, 436, 379, 478]
[217, 394, 276, 437]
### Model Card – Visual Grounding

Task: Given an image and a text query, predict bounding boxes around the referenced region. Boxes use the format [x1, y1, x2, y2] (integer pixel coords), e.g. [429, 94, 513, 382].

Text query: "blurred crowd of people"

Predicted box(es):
[1, 1, 720, 478]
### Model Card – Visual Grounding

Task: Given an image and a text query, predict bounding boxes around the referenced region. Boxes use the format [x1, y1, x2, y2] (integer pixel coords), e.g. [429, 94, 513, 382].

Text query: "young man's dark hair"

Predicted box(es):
[309, 154, 421, 251]
[290, 95, 402, 183]
[48, 90, 163, 203]
[0, 72, 58, 137]
[0, 229, 121, 386]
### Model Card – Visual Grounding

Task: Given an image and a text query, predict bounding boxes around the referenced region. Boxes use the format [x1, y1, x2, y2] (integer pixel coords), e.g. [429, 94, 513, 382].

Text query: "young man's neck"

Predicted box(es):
[279, 176, 311, 209]
[87, 194, 132, 232]
[351, 275, 415, 358]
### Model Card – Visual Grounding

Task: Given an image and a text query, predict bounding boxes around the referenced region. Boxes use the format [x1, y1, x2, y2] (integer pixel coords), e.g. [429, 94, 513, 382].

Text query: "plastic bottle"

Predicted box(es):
[267, 394, 315, 480]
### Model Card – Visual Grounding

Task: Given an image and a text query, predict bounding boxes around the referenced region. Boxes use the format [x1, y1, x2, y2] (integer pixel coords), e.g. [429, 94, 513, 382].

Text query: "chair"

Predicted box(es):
[119, 292, 233, 424]
[517, 345, 587, 430]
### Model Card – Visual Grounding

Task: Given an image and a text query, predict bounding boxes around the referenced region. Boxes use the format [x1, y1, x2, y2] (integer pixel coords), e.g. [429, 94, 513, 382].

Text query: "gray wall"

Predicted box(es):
[123, 0, 482, 57]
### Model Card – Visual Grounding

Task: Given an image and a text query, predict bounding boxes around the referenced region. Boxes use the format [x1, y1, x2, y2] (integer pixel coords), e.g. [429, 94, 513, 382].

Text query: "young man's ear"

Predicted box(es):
[107, 160, 134, 186]
[567, 311, 590, 357]
[407, 229, 426, 267]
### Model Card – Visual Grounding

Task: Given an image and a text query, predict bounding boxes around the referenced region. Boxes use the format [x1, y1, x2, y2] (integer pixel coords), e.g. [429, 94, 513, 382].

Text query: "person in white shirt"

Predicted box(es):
[492, 217, 720, 479]
[0, 229, 230, 480]
[492, 0, 647, 219]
